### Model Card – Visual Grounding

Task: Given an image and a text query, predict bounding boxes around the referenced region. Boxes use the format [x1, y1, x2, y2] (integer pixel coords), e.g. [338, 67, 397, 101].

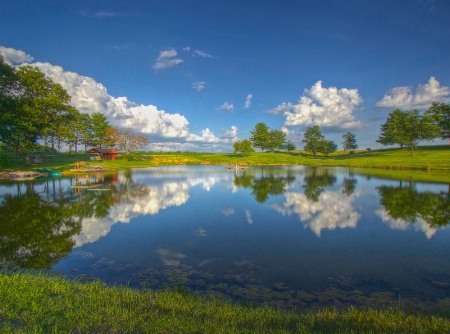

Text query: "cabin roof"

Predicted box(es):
[88, 148, 119, 154]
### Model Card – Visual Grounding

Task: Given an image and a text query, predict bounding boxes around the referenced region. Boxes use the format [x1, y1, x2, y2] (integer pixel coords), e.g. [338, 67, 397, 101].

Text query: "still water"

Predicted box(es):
[1, 166, 449, 311]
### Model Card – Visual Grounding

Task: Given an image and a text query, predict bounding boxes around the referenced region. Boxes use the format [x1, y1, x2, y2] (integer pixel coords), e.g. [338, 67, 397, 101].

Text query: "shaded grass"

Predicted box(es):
[0, 272, 449, 333]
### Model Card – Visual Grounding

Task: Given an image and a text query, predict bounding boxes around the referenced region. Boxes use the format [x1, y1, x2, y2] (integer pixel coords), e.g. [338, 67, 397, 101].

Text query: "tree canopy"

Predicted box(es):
[377, 109, 440, 156]
[342, 132, 358, 153]
[302, 125, 337, 157]
[233, 139, 254, 156]
[425, 102, 450, 144]
[250, 122, 270, 151]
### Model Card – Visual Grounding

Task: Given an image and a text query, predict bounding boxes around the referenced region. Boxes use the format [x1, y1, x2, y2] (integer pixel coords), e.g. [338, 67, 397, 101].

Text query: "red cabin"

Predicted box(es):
[88, 148, 119, 160]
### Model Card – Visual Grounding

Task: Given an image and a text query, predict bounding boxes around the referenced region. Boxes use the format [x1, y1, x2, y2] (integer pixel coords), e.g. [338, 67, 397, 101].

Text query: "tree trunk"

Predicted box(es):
[410, 146, 414, 156]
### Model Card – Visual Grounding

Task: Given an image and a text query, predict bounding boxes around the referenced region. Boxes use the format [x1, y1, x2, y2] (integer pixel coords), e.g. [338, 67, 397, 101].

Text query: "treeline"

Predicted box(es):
[0, 55, 149, 156]
[235, 103, 449, 157]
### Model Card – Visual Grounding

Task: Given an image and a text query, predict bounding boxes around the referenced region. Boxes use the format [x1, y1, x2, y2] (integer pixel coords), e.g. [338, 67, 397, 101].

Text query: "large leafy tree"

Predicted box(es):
[320, 139, 338, 156]
[302, 125, 325, 157]
[377, 109, 440, 156]
[2, 65, 79, 153]
[250, 122, 270, 151]
[0, 57, 37, 152]
[425, 102, 450, 144]
[342, 132, 358, 153]
[267, 130, 286, 152]
[233, 139, 254, 156]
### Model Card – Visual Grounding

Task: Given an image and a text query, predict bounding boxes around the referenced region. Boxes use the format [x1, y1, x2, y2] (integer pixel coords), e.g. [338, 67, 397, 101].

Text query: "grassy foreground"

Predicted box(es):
[0, 273, 449, 333]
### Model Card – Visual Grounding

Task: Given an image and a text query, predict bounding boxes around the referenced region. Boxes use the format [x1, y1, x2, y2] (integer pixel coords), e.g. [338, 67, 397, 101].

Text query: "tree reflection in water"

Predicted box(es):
[0, 187, 80, 269]
[302, 167, 337, 202]
[377, 180, 450, 228]
[234, 167, 296, 203]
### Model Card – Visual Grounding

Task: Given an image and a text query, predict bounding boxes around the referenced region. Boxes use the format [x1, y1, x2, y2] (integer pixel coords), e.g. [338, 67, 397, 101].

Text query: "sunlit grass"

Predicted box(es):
[0, 272, 449, 333]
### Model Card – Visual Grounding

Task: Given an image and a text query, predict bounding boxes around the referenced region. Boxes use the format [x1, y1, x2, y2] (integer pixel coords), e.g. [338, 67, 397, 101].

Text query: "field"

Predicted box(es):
[1, 145, 450, 182]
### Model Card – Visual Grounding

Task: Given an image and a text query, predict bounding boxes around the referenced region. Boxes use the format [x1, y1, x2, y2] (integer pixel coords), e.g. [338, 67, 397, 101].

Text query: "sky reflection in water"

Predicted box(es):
[1, 166, 449, 311]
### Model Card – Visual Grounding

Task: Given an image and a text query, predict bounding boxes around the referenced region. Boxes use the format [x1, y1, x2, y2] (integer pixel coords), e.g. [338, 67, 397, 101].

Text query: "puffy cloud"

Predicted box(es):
[374, 207, 437, 239]
[153, 49, 183, 70]
[218, 102, 234, 111]
[281, 81, 363, 129]
[1, 46, 234, 151]
[269, 102, 294, 115]
[186, 126, 238, 143]
[192, 81, 206, 92]
[0, 46, 34, 65]
[30, 62, 190, 138]
[244, 93, 253, 108]
[272, 190, 360, 237]
[221, 126, 239, 142]
[375, 77, 450, 110]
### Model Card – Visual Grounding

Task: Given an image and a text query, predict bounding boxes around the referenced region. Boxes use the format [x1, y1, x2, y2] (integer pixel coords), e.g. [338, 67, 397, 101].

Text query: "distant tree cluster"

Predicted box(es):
[233, 139, 254, 156]
[0, 56, 149, 155]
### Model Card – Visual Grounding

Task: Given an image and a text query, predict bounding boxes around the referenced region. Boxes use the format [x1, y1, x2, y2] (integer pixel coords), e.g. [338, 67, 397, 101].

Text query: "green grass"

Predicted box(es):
[1, 145, 450, 182]
[0, 272, 449, 333]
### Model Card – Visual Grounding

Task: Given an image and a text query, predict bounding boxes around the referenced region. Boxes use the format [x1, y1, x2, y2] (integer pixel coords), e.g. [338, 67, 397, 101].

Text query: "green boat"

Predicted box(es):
[36, 168, 62, 177]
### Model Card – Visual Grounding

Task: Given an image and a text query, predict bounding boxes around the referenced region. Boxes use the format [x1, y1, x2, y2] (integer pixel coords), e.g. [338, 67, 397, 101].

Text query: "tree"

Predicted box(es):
[233, 139, 254, 156]
[250, 122, 270, 152]
[90, 112, 114, 148]
[302, 125, 325, 157]
[425, 102, 450, 144]
[107, 127, 150, 158]
[283, 140, 296, 151]
[342, 132, 358, 153]
[266, 130, 286, 152]
[377, 109, 440, 156]
[320, 140, 338, 156]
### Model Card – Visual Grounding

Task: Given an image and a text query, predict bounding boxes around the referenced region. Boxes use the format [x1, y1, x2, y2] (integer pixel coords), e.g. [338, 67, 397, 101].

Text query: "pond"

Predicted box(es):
[1, 166, 449, 312]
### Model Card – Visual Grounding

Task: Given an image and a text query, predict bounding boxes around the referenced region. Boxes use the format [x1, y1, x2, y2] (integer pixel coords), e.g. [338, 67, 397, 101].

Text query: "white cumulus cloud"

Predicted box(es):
[375, 77, 450, 110]
[280, 81, 363, 129]
[153, 49, 183, 70]
[0, 46, 34, 65]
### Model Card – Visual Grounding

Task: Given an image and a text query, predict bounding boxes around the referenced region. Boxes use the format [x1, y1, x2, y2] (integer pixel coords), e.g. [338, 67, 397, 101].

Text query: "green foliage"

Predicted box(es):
[233, 139, 254, 156]
[320, 139, 338, 156]
[250, 122, 270, 151]
[342, 132, 358, 152]
[267, 129, 286, 152]
[302, 125, 325, 157]
[425, 102, 450, 142]
[90, 112, 114, 148]
[283, 140, 296, 151]
[377, 109, 441, 156]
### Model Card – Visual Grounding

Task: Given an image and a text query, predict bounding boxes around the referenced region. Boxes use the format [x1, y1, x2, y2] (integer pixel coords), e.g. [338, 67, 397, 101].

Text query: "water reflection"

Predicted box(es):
[375, 180, 450, 239]
[234, 168, 296, 203]
[1, 166, 449, 312]
[0, 182, 80, 269]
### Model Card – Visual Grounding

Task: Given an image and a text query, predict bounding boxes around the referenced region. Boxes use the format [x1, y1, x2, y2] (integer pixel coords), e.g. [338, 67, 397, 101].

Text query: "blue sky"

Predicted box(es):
[1, 0, 450, 151]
